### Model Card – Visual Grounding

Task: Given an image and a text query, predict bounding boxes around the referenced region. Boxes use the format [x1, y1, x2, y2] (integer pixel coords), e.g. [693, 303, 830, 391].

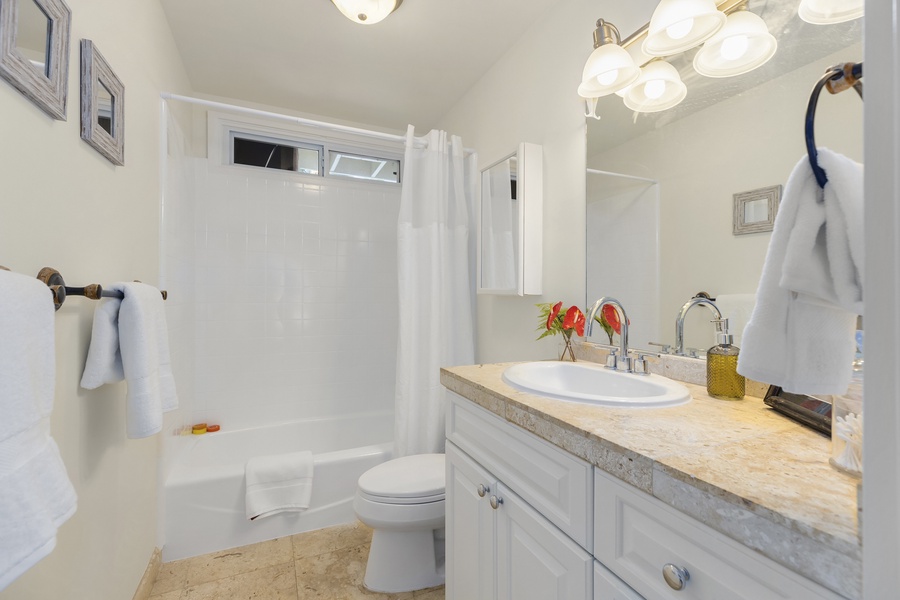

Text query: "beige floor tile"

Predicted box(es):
[184, 536, 294, 587]
[150, 559, 189, 596]
[182, 562, 297, 600]
[295, 544, 416, 599]
[149, 590, 184, 600]
[292, 520, 373, 560]
[413, 585, 445, 599]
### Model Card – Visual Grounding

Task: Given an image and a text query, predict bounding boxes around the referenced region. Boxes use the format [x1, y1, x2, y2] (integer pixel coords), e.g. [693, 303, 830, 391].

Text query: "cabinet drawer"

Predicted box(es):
[447, 392, 592, 549]
[594, 470, 844, 600]
[595, 561, 645, 600]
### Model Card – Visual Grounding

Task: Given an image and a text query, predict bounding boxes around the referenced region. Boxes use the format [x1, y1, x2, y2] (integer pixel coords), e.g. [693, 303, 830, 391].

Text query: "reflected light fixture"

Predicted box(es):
[623, 61, 687, 113]
[578, 19, 640, 101]
[694, 9, 777, 77]
[330, 0, 402, 24]
[643, 0, 726, 56]
[798, 0, 863, 24]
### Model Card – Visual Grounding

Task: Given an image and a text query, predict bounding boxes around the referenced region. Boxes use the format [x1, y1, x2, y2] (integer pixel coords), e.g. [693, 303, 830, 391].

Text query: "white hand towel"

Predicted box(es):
[713, 294, 756, 348]
[738, 149, 863, 395]
[245, 451, 314, 521]
[0, 270, 77, 592]
[80, 283, 178, 438]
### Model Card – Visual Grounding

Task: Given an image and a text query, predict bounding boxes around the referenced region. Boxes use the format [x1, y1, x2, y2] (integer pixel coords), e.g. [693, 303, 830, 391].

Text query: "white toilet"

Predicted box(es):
[353, 453, 446, 593]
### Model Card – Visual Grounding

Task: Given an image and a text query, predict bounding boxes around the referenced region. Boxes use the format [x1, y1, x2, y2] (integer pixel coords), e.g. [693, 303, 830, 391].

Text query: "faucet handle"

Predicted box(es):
[605, 348, 618, 370]
[633, 353, 656, 376]
[648, 341, 672, 354]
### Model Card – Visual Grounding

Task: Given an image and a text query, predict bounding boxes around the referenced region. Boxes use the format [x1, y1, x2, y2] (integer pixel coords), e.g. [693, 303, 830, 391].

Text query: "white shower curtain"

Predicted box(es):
[394, 126, 476, 457]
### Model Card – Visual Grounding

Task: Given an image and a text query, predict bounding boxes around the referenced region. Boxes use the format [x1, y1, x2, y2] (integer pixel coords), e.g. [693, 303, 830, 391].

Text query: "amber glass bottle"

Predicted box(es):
[707, 318, 745, 400]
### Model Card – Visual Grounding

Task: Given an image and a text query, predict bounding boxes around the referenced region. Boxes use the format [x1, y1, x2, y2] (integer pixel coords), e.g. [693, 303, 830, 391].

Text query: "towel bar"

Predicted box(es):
[36, 267, 168, 311]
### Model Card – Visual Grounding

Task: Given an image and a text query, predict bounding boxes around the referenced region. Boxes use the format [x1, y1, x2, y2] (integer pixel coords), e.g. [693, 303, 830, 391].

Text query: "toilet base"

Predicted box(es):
[363, 528, 445, 593]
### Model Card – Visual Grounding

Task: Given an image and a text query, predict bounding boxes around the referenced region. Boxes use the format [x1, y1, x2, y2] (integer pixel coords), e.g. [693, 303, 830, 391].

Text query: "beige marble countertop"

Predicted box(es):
[440, 361, 861, 600]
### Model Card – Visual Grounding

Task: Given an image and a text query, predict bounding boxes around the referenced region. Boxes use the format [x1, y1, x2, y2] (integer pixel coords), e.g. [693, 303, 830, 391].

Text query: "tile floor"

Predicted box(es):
[149, 521, 445, 600]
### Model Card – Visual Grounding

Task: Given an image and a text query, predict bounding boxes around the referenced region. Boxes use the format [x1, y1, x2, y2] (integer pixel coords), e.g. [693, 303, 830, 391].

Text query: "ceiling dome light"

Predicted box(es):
[623, 61, 687, 113]
[330, 0, 402, 25]
[578, 20, 640, 99]
[694, 10, 777, 78]
[798, 0, 863, 24]
[643, 0, 726, 56]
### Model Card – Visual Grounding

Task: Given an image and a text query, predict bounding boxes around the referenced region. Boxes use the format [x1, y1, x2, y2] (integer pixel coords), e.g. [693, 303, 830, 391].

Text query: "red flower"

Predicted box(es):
[602, 304, 621, 335]
[563, 306, 586, 337]
[546, 301, 562, 330]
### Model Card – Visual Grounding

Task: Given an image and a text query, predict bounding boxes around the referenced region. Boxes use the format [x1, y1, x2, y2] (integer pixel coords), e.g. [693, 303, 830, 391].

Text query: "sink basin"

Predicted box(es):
[502, 361, 691, 408]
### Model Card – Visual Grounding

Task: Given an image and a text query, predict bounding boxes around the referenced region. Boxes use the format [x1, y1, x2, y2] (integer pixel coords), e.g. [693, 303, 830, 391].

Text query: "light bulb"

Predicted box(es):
[644, 79, 666, 100]
[720, 34, 749, 60]
[666, 18, 694, 40]
[596, 69, 619, 86]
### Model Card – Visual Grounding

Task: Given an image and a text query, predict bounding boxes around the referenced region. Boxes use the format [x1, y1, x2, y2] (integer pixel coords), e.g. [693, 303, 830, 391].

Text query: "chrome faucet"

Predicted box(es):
[674, 297, 722, 356]
[586, 296, 631, 373]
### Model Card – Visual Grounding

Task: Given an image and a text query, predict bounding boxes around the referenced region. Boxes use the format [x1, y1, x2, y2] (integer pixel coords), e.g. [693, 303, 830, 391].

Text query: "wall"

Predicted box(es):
[589, 45, 864, 351]
[436, 0, 659, 363]
[0, 0, 191, 598]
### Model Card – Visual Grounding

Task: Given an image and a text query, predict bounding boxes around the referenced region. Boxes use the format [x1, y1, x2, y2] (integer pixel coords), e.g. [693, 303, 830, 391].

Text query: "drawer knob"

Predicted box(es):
[489, 495, 503, 510]
[662, 564, 690, 590]
[477, 484, 489, 498]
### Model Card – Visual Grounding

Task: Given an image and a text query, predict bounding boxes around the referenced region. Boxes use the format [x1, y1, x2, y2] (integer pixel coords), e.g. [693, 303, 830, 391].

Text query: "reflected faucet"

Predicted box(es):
[674, 297, 722, 356]
[586, 297, 631, 373]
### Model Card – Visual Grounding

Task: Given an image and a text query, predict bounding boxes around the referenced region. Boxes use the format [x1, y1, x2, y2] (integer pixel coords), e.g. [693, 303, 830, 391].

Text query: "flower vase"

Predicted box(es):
[559, 336, 576, 361]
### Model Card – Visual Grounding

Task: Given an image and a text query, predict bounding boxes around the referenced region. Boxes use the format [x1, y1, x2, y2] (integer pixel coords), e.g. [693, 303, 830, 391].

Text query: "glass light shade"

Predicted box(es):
[577, 44, 640, 98]
[331, 0, 400, 24]
[693, 11, 777, 78]
[623, 61, 687, 113]
[798, 0, 863, 24]
[643, 0, 726, 56]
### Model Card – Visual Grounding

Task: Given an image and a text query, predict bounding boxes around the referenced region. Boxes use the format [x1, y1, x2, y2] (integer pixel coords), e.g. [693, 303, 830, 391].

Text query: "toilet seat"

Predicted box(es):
[357, 453, 445, 505]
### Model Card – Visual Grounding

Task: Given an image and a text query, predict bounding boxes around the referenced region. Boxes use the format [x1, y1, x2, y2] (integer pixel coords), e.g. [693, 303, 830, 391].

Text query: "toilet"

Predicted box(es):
[353, 453, 446, 593]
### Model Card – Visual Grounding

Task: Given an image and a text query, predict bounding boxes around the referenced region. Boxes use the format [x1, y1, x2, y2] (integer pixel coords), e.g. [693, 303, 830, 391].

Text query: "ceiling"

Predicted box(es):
[159, 0, 555, 132]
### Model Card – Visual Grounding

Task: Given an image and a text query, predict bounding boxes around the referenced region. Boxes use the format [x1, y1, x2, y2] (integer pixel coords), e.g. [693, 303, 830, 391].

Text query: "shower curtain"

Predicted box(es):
[394, 126, 476, 457]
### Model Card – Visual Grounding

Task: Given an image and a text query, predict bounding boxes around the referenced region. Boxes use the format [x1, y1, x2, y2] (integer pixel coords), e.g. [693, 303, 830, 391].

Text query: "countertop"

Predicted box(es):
[440, 361, 861, 599]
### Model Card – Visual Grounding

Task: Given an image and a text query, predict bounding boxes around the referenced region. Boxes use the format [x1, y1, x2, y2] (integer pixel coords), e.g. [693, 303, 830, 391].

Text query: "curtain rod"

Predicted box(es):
[160, 93, 475, 155]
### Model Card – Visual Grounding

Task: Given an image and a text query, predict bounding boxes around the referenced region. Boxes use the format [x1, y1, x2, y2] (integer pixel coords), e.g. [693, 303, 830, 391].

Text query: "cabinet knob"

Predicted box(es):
[662, 563, 690, 591]
[489, 495, 503, 510]
[477, 484, 489, 497]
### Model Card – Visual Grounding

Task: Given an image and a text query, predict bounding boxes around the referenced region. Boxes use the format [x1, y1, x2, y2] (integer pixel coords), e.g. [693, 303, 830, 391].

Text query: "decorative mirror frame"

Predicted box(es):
[0, 0, 71, 120]
[733, 184, 782, 235]
[80, 39, 124, 165]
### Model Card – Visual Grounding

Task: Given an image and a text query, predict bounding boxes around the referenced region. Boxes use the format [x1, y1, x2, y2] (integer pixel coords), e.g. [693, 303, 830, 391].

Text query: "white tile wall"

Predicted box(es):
[163, 158, 400, 433]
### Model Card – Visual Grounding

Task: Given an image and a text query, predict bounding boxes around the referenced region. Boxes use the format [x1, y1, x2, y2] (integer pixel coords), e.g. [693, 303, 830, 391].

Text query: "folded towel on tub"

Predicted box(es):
[0, 270, 77, 591]
[245, 451, 314, 520]
[80, 282, 178, 438]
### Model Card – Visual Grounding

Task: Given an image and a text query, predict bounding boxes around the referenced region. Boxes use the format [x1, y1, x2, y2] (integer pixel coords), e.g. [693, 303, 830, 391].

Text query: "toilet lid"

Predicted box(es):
[358, 454, 445, 501]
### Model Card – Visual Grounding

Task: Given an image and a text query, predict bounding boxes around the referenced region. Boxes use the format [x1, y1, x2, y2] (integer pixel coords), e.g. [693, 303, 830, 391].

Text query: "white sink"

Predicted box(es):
[502, 361, 691, 408]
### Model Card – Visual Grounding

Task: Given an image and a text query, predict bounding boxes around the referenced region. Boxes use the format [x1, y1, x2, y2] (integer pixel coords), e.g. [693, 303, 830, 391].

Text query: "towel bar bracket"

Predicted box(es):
[35, 267, 167, 310]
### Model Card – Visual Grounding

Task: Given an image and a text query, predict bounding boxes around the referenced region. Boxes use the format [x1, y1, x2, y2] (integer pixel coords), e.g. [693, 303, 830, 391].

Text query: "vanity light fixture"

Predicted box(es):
[693, 9, 777, 78]
[643, 0, 726, 56]
[330, 0, 402, 24]
[798, 0, 863, 25]
[623, 61, 688, 113]
[578, 19, 641, 119]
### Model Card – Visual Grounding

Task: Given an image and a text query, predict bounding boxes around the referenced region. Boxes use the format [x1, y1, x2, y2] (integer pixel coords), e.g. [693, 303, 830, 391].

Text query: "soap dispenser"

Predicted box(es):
[706, 318, 745, 400]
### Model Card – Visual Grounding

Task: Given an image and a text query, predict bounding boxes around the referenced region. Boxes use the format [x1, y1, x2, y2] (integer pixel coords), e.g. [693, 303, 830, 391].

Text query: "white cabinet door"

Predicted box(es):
[496, 482, 593, 600]
[446, 443, 496, 600]
[595, 561, 645, 600]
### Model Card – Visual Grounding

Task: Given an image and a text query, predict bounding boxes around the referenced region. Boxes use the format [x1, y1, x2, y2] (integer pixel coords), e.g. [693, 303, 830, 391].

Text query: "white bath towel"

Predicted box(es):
[738, 149, 863, 395]
[713, 294, 756, 348]
[245, 451, 314, 520]
[0, 270, 77, 592]
[80, 283, 178, 438]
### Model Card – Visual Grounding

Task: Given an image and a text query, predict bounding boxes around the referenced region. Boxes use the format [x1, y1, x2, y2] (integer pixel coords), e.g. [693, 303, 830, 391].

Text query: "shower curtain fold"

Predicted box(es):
[394, 126, 476, 457]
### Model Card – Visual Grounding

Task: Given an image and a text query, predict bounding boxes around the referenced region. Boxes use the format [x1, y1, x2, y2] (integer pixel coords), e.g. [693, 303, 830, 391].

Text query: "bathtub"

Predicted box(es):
[163, 411, 393, 561]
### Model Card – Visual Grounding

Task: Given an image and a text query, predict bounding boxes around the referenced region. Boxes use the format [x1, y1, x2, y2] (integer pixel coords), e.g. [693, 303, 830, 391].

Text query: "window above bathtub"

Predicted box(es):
[208, 111, 402, 185]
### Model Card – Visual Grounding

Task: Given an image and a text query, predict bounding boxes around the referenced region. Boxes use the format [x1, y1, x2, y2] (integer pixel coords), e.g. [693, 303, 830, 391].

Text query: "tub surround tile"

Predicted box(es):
[182, 562, 297, 600]
[184, 537, 294, 587]
[441, 362, 861, 599]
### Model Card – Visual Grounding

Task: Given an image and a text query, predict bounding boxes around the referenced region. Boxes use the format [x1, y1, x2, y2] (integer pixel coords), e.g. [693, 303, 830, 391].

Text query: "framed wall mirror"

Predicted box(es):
[733, 185, 782, 235]
[0, 0, 71, 120]
[477, 142, 542, 296]
[80, 39, 124, 165]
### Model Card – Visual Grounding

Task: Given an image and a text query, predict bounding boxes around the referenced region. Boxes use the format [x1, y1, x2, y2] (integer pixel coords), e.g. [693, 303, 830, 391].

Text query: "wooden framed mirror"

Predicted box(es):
[80, 39, 124, 165]
[0, 0, 71, 120]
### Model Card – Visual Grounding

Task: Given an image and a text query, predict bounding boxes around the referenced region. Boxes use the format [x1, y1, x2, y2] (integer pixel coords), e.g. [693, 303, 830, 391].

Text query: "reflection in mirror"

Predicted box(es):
[15, 0, 50, 77]
[586, 1, 862, 355]
[744, 199, 768, 223]
[97, 81, 113, 134]
[481, 155, 518, 291]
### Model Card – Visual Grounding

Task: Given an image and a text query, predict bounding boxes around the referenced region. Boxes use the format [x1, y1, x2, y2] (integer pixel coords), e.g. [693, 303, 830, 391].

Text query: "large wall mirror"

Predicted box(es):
[585, 0, 862, 356]
[0, 0, 71, 119]
[478, 142, 543, 296]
